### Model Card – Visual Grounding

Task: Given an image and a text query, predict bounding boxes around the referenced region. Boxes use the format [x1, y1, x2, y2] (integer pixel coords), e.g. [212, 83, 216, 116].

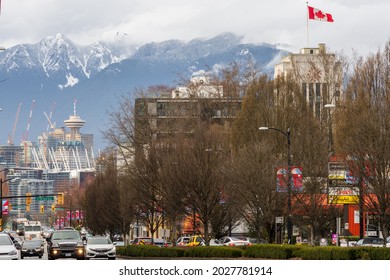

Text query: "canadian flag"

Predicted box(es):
[308, 6, 334, 22]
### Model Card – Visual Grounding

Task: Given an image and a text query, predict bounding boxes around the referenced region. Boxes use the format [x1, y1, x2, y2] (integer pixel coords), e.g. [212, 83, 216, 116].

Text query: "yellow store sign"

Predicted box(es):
[328, 195, 359, 204]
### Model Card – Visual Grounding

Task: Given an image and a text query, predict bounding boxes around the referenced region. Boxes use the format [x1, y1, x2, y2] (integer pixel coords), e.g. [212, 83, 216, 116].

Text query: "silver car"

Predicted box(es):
[85, 236, 116, 260]
[0, 233, 19, 260]
[219, 236, 252, 247]
[355, 237, 384, 247]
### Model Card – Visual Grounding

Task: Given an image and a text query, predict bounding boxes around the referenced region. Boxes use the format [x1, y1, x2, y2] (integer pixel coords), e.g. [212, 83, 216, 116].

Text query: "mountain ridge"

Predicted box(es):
[0, 32, 288, 150]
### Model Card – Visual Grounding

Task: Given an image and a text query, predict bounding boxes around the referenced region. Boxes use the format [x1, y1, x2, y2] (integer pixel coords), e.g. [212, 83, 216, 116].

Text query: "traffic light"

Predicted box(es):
[51, 204, 56, 212]
[26, 193, 32, 205]
[40, 205, 44, 213]
[58, 192, 64, 205]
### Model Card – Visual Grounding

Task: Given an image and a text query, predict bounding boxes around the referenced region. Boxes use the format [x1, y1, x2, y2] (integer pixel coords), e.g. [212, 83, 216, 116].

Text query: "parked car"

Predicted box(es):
[186, 235, 205, 247]
[0, 232, 19, 260]
[153, 238, 169, 247]
[46, 229, 85, 260]
[21, 239, 44, 259]
[176, 236, 190, 246]
[132, 237, 153, 245]
[209, 238, 223, 246]
[245, 237, 268, 244]
[355, 237, 384, 247]
[219, 236, 252, 247]
[84, 236, 116, 260]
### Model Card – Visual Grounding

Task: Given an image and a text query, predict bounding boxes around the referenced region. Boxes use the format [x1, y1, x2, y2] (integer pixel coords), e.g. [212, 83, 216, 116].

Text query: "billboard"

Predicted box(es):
[1, 199, 9, 215]
[276, 166, 303, 192]
[328, 160, 359, 204]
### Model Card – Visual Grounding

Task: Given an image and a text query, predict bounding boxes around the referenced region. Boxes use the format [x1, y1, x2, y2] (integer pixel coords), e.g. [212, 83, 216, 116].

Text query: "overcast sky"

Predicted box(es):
[0, 0, 388, 56]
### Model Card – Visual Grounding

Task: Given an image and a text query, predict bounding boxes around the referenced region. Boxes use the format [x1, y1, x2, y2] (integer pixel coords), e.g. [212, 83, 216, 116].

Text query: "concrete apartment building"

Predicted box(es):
[274, 43, 343, 119]
[134, 75, 241, 148]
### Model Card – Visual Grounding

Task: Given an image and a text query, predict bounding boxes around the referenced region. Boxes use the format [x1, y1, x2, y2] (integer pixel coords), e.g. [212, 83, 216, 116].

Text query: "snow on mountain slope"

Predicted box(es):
[0, 32, 288, 150]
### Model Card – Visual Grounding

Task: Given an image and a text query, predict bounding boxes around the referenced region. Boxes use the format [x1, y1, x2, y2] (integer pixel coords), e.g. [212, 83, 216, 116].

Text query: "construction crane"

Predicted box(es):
[23, 100, 36, 142]
[7, 103, 22, 145]
[44, 111, 56, 131]
[40, 101, 57, 161]
[46, 101, 56, 131]
[23, 100, 36, 167]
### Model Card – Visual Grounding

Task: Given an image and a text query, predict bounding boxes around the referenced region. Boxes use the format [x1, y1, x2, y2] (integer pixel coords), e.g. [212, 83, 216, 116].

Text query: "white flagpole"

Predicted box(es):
[306, 1, 309, 47]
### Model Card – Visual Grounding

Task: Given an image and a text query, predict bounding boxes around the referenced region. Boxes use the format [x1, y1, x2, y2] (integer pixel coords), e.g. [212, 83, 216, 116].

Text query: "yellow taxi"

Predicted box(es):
[186, 235, 205, 246]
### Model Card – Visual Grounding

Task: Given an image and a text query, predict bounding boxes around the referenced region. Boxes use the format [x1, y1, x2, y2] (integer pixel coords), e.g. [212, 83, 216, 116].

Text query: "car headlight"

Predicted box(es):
[8, 250, 17, 256]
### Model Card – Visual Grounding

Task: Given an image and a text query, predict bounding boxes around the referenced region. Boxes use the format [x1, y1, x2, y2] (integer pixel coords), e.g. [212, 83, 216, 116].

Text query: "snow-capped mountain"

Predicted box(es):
[0, 33, 130, 89]
[0, 32, 288, 150]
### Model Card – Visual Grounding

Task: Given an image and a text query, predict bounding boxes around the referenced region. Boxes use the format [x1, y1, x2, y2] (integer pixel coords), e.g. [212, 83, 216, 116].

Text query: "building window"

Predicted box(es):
[309, 83, 314, 110]
[315, 83, 321, 102]
[302, 83, 307, 101]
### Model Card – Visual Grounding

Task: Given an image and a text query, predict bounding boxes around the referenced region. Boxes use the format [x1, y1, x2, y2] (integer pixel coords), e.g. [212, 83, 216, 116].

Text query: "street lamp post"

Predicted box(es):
[324, 104, 335, 153]
[259, 126, 292, 243]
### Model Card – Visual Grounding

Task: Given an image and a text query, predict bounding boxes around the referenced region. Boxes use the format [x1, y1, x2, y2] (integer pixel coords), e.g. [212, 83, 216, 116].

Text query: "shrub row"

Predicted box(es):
[117, 244, 390, 260]
[117, 245, 243, 258]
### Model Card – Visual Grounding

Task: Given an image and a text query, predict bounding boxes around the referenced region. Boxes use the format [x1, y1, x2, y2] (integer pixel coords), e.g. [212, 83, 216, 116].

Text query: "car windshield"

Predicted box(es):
[135, 238, 152, 243]
[24, 240, 42, 247]
[25, 226, 41, 231]
[365, 238, 383, 244]
[88, 238, 112, 245]
[0, 235, 12, 245]
[230, 237, 243, 241]
[52, 231, 80, 240]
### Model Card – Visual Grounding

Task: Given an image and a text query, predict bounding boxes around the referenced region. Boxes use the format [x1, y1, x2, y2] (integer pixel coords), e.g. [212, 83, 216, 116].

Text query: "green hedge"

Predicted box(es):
[244, 244, 300, 259]
[118, 245, 186, 258]
[117, 245, 390, 260]
[184, 246, 243, 258]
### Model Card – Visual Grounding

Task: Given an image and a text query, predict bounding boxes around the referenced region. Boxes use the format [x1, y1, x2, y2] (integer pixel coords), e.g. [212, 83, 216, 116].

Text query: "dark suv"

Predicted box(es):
[46, 230, 85, 260]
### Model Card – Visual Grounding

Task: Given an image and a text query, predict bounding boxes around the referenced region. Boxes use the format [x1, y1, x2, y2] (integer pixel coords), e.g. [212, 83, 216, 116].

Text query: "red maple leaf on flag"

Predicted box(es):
[315, 10, 326, 19]
[308, 6, 334, 22]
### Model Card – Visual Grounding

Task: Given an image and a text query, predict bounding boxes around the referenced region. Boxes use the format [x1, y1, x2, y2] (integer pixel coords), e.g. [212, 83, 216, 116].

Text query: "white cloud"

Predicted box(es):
[0, 0, 388, 56]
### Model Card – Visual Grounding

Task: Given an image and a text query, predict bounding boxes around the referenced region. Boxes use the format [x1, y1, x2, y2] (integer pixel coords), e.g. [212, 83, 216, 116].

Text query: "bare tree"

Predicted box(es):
[334, 40, 390, 242]
[225, 142, 280, 243]
[83, 153, 127, 240]
[167, 124, 229, 245]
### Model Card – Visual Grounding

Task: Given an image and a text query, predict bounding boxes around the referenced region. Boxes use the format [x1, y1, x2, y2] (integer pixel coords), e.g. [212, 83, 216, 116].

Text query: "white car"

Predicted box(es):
[209, 238, 223, 246]
[176, 236, 190, 246]
[84, 236, 116, 260]
[219, 236, 252, 247]
[0, 233, 19, 260]
[355, 237, 384, 247]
